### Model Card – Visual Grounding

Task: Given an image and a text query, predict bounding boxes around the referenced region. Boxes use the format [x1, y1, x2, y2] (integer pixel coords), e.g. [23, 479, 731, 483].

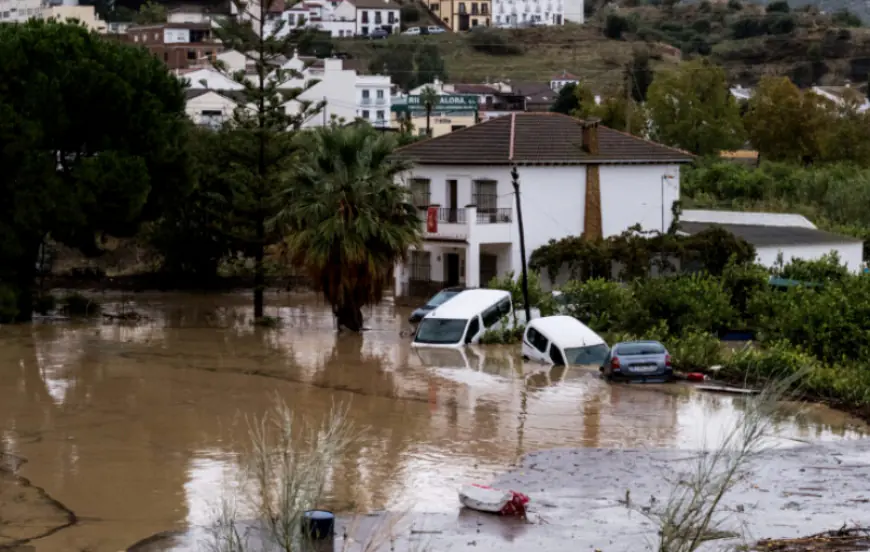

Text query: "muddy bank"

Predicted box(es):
[0, 454, 75, 550]
[128, 437, 870, 552]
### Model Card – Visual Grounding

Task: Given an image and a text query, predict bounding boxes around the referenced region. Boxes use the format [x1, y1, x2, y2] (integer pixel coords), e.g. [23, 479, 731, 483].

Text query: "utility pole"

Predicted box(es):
[322, 96, 327, 126]
[511, 165, 531, 323]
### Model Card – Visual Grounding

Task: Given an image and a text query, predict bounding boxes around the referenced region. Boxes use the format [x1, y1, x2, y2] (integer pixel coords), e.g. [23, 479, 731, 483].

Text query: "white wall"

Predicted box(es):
[164, 28, 191, 43]
[757, 242, 864, 274]
[599, 164, 682, 236]
[186, 92, 238, 126]
[403, 162, 680, 282]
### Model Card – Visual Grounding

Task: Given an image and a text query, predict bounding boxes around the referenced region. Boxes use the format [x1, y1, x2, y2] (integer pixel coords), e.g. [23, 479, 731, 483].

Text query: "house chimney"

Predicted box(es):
[581, 117, 600, 155]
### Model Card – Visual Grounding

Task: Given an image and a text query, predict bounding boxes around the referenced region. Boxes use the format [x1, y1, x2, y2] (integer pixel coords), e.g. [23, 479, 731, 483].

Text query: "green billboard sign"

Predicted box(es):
[392, 94, 479, 114]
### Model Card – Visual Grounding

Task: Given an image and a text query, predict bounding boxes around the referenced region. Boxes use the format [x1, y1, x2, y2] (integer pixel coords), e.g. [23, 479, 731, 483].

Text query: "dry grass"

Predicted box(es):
[335, 25, 672, 90]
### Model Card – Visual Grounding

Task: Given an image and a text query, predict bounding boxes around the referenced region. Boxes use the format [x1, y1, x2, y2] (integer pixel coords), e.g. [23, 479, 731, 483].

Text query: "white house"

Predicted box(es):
[549, 70, 580, 92]
[562, 0, 583, 23]
[333, 0, 401, 36]
[679, 210, 864, 273]
[184, 89, 241, 128]
[179, 51, 392, 128]
[493, 0, 564, 26]
[391, 112, 694, 296]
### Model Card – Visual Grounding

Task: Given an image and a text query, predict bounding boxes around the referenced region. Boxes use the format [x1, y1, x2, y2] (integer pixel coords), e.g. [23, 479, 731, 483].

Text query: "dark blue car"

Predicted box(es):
[408, 287, 468, 324]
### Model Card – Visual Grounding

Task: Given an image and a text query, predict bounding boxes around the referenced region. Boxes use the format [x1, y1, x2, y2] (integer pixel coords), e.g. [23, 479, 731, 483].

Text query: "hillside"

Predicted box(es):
[336, 1, 870, 91]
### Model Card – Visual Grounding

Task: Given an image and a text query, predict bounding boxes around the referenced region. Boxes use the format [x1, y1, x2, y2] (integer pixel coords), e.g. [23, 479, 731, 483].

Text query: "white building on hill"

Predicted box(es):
[180, 50, 392, 128]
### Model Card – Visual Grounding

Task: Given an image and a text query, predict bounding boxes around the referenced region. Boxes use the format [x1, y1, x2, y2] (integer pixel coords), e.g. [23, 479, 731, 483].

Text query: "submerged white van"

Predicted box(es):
[522, 315, 609, 366]
[412, 289, 513, 348]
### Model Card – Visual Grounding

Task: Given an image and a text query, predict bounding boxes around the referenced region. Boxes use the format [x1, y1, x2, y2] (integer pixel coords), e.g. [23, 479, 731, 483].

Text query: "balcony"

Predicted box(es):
[361, 97, 372, 105]
[418, 205, 513, 243]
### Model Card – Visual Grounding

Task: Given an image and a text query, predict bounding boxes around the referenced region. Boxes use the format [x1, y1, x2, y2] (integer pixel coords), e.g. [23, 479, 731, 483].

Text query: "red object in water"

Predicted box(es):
[687, 372, 706, 382]
[471, 484, 530, 517]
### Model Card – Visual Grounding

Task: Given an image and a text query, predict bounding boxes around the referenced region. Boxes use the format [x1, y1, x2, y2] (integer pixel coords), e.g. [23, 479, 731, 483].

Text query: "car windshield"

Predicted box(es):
[415, 318, 468, 344]
[564, 344, 610, 365]
[426, 290, 459, 308]
[617, 342, 665, 356]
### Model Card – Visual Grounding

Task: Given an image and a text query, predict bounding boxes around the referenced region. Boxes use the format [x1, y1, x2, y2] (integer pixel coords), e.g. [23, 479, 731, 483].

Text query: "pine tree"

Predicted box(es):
[210, 0, 324, 319]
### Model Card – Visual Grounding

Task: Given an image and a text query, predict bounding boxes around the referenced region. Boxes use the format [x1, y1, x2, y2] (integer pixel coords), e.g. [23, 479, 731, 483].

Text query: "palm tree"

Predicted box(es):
[420, 85, 440, 137]
[275, 124, 421, 332]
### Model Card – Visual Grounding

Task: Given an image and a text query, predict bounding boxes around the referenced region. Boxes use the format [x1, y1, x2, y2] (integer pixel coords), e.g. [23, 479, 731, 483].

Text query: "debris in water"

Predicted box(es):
[458, 484, 529, 517]
[755, 525, 870, 551]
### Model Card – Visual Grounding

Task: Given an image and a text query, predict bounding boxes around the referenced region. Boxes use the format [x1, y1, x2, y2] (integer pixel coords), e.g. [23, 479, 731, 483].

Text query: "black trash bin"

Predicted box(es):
[302, 510, 335, 541]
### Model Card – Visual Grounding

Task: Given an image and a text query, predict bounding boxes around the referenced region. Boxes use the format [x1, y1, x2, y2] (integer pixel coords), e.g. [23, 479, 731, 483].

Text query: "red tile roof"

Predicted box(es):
[395, 112, 694, 166]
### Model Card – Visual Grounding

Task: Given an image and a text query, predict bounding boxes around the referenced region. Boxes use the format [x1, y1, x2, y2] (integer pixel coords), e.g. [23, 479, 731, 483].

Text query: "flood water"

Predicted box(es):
[0, 292, 866, 552]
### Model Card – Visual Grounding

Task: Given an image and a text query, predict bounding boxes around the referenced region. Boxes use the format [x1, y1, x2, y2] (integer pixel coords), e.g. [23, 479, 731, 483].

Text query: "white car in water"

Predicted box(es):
[522, 315, 609, 366]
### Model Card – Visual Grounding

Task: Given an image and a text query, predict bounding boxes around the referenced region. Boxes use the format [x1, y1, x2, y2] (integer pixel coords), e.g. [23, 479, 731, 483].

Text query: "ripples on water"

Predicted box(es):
[0, 292, 865, 551]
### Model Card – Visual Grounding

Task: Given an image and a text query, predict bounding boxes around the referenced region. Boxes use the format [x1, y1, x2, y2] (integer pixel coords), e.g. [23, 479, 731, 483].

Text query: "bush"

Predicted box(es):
[766, 0, 790, 13]
[775, 252, 849, 283]
[466, 29, 522, 55]
[33, 294, 57, 315]
[480, 324, 524, 344]
[721, 259, 770, 322]
[62, 293, 100, 317]
[487, 271, 557, 320]
[832, 9, 862, 27]
[0, 285, 18, 323]
[604, 13, 631, 39]
[400, 4, 420, 22]
[666, 330, 723, 371]
[722, 340, 821, 381]
[627, 273, 735, 336]
[559, 278, 634, 332]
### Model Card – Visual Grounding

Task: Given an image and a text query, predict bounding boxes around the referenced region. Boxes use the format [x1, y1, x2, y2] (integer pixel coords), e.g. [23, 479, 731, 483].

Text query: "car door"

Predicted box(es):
[523, 326, 550, 363]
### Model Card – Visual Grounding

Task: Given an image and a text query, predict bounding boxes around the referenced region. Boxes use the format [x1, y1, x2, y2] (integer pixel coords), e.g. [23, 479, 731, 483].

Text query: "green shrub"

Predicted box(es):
[627, 273, 735, 336]
[487, 271, 557, 319]
[62, 293, 100, 317]
[34, 294, 57, 315]
[400, 4, 420, 22]
[832, 9, 862, 27]
[466, 29, 522, 55]
[775, 252, 849, 283]
[722, 340, 821, 381]
[766, 0, 790, 13]
[480, 324, 524, 345]
[721, 259, 770, 322]
[665, 330, 723, 371]
[604, 13, 631, 39]
[0, 285, 19, 323]
[559, 278, 634, 332]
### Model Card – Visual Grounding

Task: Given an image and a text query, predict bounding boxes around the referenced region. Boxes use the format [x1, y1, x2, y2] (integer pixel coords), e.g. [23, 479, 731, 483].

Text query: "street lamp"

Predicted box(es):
[661, 173, 675, 233]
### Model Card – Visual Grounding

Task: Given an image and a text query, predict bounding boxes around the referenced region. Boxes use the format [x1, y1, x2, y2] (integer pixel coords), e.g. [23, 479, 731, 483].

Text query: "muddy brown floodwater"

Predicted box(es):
[0, 292, 867, 552]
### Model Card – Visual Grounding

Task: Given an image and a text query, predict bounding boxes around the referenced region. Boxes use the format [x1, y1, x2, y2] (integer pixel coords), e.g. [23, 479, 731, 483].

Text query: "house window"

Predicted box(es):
[409, 250, 431, 282]
[361, 10, 369, 22]
[458, 2, 466, 13]
[388, 11, 395, 23]
[430, 2, 438, 9]
[410, 178, 431, 208]
[472, 2, 478, 14]
[362, 89, 370, 98]
[375, 11, 382, 23]
[362, 109, 370, 119]
[187, 49, 196, 60]
[482, 3, 488, 14]
[472, 179, 497, 216]
[376, 110, 385, 122]
[376, 89, 384, 99]
[164, 52, 169, 61]
[361, 25, 369, 34]
[472, 18, 478, 25]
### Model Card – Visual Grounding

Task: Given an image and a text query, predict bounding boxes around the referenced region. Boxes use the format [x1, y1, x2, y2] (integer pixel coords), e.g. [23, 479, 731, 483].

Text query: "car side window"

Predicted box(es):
[550, 346, 565, 366]
[464, 317, 480, 343]
[481, 304, 502, 328]
[526, 327, 549, 353]
[498, 298, 511, 316]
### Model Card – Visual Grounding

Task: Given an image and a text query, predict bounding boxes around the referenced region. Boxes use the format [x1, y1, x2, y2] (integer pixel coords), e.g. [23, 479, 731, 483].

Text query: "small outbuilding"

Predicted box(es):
[679, 210, 864, 273]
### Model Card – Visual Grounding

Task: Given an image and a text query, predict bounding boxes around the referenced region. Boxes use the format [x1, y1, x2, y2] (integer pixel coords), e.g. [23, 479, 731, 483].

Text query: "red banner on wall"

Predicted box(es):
[427, 206, 438, 233]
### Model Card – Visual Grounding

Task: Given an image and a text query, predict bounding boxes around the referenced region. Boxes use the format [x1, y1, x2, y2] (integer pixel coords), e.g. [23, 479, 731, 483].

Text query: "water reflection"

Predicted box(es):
[0, 292, 865, 552]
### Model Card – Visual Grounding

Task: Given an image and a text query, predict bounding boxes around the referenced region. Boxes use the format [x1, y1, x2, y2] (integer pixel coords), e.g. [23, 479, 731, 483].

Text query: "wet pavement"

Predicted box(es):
[0, 292, 867, 552]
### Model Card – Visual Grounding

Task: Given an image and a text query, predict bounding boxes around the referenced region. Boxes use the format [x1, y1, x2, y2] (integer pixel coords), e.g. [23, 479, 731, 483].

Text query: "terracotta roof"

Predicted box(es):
[395, 113, 694, 166]
[452, 83, 498, 94]
[680, 222, 862, 246]
[552, 71, 579, 80]
[345, 0, 400, 8]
